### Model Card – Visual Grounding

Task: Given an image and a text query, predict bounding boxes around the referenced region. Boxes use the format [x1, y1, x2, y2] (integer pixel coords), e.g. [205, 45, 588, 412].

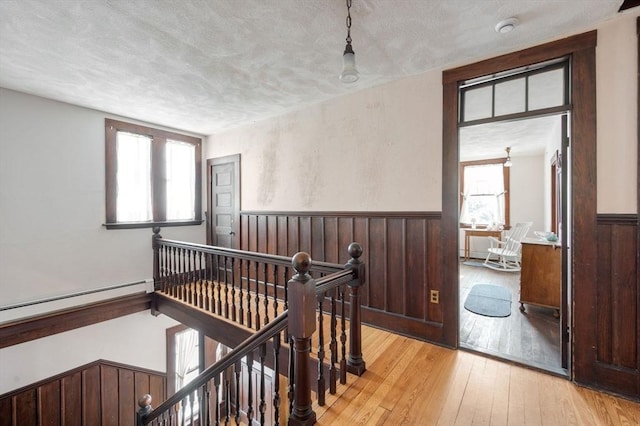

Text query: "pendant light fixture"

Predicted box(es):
[339, 0, 359, 83]
[504, 147, 512, 168]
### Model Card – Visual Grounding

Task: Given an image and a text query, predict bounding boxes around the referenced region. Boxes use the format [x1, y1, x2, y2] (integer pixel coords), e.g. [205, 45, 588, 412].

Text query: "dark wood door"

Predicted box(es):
[207, 154, 240, 249]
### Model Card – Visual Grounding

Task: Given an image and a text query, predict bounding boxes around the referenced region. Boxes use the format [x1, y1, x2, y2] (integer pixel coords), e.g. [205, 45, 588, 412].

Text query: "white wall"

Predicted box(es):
[597, 11, 638, 213]
[206, 12, 638, 216]
[0, 88, 206, 308]
[510, 154, 546, 234]
[0, 311, 178, 395]
[206, 71, 443, 212]
[0, 89, 198, 393]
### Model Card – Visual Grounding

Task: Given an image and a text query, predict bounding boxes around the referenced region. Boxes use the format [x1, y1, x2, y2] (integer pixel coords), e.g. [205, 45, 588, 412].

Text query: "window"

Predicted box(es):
[460, 158, 510, 228]
[105, 119, 202, 229]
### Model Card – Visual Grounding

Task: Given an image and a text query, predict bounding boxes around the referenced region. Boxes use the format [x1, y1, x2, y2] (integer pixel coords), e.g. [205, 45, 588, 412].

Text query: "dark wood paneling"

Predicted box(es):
[386, 219, 405, 315]
[82, 365, 101, 425]
[118, 369, 135, 426]
[37, 380, 60, 425]
[0, 292, 152, 349]
[61, 372, 82, 426]
[0, 360, 166, 426]
[595, 215, 639, 398]
[101, 365, 119, 426]
[14, 389, 37, 426]
[239, 211, 444, 343]
[0, 398, 10, 426]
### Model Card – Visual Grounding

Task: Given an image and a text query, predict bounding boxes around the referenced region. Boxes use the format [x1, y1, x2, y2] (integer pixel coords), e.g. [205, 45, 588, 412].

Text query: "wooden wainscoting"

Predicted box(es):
[0, 360, 166, 425]
[240, 211, 445, 343]
[591, 214, 639, 399]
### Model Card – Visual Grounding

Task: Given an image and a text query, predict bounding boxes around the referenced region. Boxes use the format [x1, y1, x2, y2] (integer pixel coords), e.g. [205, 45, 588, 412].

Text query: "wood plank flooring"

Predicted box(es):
[459, 260, 562, 372]
[315, 325, 640, 425]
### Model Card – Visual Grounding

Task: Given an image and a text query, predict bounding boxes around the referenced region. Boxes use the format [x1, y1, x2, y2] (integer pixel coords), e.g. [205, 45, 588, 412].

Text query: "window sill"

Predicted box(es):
[103, 220, 203, 230]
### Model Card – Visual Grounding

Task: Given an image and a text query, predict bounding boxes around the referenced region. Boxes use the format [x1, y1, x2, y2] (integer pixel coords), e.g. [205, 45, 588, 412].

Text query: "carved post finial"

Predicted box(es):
[348, 242, 363, 262]
[136, 394, 152, 425]
[292, 252, 312, 276]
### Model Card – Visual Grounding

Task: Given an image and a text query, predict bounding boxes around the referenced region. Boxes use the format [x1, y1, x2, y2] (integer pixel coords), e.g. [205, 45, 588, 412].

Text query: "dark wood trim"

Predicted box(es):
[442, 77, 460, 348]
[241, 210, 442, 219]
[443, 31, 597, 83]
[570, 42, 600, 388]
[104, 118, 202, 226]
[443, 30, 602, 386]
[104, 220, 203, 230]
[619, 0, 640, 12]
[0, 292, 152, 349]
[597, 214, 638, 225]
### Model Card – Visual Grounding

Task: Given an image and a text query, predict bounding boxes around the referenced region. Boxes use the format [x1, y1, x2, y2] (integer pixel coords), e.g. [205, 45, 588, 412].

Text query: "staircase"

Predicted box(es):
[137, 229, 367, 425]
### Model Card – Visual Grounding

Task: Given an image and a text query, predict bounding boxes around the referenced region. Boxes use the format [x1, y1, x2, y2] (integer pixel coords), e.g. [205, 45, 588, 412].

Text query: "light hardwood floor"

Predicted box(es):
[314, 325, 640, 425]
[459, 260, 562, 373]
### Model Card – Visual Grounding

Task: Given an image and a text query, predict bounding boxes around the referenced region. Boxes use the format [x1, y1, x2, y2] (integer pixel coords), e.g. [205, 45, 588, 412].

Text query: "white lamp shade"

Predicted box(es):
[340, 51, 359, 83]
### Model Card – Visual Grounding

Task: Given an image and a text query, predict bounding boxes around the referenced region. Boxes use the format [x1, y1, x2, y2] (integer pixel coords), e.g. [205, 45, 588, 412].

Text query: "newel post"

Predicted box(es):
[150, 227, 162, 316]
[136, 394, 152, 426]
[152, 227, 162, 291]
[346, 242, 366, 376]
[288, 252, 317, 426]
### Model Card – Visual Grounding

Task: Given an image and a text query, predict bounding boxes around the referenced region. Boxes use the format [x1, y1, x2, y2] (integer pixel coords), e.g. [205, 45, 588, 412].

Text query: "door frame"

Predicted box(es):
[206, 154, 241, 248]
[442, 31, 597, 383]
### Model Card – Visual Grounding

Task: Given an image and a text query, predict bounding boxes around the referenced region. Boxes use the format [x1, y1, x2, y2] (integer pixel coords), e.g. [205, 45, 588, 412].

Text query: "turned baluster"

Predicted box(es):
[288, 252, 317, 425]
[316, 292, 326, 406]
[329, 287, 338, 394]
[273, 332, 282, 426]
[247, 259, 253, 329]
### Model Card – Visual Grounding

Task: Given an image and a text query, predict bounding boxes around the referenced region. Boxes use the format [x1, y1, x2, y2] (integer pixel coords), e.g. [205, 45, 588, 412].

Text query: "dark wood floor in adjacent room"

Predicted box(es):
[459, 260, 562, 373]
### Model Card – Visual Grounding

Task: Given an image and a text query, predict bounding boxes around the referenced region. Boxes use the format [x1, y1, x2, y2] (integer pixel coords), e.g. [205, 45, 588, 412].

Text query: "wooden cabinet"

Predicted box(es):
[519, 239, 561, 317]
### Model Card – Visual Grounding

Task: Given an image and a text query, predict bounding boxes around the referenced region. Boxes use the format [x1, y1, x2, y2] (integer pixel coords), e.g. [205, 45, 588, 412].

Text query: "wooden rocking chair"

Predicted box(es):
[483, 222, 532, 272]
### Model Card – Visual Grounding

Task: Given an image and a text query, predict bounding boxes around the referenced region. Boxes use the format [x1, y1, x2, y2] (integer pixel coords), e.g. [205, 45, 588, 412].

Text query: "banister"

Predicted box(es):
[138, 310, 288, 425]
[149, 231, 367, 424]
[153, 227, 344, 275]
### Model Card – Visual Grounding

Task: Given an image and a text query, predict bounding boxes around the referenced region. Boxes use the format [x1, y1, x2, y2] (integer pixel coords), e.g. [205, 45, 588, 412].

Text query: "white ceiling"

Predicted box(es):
[0, 0, 626, 137]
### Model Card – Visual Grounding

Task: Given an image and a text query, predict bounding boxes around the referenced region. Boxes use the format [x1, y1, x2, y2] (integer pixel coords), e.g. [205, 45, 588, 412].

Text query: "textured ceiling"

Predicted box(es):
[0, 0, 626, 136]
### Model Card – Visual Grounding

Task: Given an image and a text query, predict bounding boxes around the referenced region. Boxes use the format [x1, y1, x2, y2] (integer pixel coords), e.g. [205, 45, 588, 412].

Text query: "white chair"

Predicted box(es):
[483, 222, 532, 272]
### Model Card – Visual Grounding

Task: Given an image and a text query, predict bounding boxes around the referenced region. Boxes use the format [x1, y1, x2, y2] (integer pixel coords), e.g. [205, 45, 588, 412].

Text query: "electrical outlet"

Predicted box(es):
[430, 290, 439, 304]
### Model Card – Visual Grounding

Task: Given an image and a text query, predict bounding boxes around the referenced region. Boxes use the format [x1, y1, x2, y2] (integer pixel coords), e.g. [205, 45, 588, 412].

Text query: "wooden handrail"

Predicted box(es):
[138, 310, 289, 425]
[147, 230, 367, 425]
[153, 227, 344, 275]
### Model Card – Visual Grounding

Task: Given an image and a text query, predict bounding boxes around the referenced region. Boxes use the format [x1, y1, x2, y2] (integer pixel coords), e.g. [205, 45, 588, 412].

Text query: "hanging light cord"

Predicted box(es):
[345, 0, 352, 45]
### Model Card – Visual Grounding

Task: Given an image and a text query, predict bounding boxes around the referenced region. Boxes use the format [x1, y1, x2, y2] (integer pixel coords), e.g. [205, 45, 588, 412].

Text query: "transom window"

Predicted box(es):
[459, 159, 510, 228]
[105, 119, 202, 229]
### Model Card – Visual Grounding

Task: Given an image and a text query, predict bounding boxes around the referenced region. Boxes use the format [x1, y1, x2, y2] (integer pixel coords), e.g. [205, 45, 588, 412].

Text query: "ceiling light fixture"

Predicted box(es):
[495, 17, 519, 34]
[339, 0, 359, 83]
[504, 147, 512, 168]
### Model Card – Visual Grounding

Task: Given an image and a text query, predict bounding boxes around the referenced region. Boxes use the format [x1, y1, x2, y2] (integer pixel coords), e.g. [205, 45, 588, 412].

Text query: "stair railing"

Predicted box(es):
[146, 229, 366, 425]
[137, 310, 288, 425]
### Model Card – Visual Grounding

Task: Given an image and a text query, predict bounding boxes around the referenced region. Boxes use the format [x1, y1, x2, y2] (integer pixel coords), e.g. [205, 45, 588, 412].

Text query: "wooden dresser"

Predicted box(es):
[519, 239, 561, 317]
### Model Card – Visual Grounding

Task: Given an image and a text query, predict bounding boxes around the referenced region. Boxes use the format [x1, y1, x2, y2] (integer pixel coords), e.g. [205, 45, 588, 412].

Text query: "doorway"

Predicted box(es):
[458, 110, 569, 373]
[442, 30, 597, 385]
[206, 154, 241, 249]
[449, 54, 576, 374]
